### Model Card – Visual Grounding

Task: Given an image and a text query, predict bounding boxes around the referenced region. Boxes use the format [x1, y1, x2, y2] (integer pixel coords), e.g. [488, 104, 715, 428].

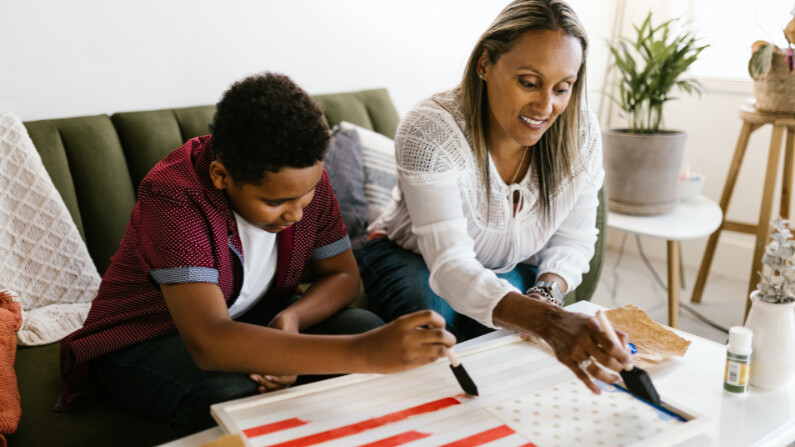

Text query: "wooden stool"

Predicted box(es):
[691, 106, 795, 318]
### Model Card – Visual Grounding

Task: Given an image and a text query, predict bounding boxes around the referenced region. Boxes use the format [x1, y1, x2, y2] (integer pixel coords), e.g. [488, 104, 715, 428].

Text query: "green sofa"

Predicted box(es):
[9, 88, 606, 446]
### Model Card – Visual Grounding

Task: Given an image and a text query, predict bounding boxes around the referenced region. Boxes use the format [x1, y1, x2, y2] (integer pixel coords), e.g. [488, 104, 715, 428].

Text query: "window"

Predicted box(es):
[672, 0, 794, 79]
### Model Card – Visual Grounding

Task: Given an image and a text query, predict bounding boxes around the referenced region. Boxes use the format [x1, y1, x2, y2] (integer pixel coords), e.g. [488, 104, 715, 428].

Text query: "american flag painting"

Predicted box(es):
[212, 334, 709, 447]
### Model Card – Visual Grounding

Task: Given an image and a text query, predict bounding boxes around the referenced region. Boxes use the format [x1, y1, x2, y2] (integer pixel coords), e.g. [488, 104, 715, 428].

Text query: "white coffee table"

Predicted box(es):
[160, 301, 795, 447]
[608, 195, 722, 327]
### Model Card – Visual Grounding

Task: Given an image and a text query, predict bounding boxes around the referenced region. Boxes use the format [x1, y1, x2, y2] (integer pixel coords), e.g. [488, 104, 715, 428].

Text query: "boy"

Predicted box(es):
[58, 73, 454, 436]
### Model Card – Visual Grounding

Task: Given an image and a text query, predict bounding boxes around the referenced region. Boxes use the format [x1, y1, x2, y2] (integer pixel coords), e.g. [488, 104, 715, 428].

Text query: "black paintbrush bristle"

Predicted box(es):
[450, 364, 479, 396]
[620, 366, 660, 405]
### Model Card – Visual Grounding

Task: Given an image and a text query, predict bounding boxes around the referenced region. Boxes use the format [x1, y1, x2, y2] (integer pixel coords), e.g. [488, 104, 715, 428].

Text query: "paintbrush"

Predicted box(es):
[445, 348, 479, 396]
[596, 311, 661, 406]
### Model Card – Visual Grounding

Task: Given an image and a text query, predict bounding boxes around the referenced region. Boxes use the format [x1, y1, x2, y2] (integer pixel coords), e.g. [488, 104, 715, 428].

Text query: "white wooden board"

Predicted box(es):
[212, 334, 710, 447]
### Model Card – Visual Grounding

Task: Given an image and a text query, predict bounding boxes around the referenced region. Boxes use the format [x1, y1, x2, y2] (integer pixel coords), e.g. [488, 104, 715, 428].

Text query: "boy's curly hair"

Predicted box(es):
[211, 72, 329, 184]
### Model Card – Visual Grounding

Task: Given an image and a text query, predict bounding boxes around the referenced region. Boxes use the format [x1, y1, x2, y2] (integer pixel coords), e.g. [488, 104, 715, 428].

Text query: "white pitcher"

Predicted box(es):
[744, 291, 795, 390]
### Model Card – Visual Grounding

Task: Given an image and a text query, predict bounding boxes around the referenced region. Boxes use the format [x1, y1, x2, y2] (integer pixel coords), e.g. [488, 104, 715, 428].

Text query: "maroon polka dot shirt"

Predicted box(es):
[57, 136, 349, 410]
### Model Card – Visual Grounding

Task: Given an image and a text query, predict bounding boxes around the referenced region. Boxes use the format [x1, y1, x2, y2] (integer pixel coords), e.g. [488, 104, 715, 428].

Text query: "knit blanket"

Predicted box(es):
[0, 113, 101, 346]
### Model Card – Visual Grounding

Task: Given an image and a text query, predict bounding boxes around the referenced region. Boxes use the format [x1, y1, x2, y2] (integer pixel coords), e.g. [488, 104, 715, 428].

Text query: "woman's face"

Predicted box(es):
[478, 29, 582, 151]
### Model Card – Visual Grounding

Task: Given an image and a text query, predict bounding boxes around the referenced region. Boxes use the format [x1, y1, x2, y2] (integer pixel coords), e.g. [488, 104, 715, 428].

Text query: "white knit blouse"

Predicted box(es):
[369, 89, 604, 328]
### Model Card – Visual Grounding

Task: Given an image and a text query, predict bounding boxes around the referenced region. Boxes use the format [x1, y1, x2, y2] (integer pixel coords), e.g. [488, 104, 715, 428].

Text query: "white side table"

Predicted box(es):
[607, 195, 722, 327]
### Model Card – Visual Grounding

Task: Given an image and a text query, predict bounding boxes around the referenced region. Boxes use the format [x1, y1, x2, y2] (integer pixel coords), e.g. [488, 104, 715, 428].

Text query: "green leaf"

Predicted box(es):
[605, 11, 709, 133]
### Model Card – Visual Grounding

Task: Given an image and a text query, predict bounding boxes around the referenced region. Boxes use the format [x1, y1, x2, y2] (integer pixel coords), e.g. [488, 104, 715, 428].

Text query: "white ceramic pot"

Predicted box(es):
[744, 291, 795, 390]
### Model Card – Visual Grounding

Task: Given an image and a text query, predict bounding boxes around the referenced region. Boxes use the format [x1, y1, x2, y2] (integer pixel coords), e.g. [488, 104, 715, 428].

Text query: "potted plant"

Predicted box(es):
[748, 12, 795, 114]
[603, 12, 708, 215]
[744, 217, 795, 390]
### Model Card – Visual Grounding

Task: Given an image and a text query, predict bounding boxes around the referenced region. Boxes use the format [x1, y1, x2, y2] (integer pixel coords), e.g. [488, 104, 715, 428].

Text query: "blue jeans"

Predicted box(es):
[95, 295, 383, 438]
[356, 237, 537, 342]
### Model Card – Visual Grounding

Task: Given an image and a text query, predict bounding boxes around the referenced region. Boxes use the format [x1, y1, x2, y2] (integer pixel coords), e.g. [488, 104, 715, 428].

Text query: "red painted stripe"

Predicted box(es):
[439, 425, 515, 447]
[244, 417, 309, 438]
[267, 397, 461, 447]
[357, 430, 431, 447]
[517, 443, 538, 447]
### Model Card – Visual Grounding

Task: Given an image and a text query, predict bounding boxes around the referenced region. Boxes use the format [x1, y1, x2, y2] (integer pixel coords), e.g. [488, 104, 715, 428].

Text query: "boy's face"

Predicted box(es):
[210, 160, 324, 233]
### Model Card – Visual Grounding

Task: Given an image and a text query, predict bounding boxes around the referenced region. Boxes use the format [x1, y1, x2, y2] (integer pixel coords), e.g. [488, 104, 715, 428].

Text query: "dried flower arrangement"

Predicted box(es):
[748, 10, 795, 79]
[757, 216, 795, 303]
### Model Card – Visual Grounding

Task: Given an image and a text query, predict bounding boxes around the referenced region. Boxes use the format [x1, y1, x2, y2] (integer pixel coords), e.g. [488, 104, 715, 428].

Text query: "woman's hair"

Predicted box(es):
[460, 0, 588, 220]
[211, 72, 329, 184]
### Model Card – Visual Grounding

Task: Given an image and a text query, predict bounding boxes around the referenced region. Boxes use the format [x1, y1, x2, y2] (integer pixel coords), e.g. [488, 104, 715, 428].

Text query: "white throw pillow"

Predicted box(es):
[0, 113, 101, 346]
[338, 121, 397, 223]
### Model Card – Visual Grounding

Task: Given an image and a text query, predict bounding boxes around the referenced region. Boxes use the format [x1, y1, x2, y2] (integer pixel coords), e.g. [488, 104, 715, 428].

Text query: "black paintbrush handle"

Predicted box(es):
[446, 349, 479, 396]
[450, 364, 479, 396]
[597, 311, 661, 406]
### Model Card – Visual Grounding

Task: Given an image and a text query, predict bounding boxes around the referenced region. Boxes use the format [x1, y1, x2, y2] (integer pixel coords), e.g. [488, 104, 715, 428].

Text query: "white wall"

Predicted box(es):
[3, 0, 768, 282]
[0, 0, 615, 121]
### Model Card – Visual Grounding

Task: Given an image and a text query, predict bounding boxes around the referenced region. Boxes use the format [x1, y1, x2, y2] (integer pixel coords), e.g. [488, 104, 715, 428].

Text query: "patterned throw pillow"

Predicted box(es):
[338, 121, 397, 224]
[0, 113, 101, 346]
[325, 128, 369, 251]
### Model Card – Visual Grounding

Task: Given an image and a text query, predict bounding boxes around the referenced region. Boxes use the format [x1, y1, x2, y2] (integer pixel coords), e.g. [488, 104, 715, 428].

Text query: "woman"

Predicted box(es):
[357, 0, 631, 394]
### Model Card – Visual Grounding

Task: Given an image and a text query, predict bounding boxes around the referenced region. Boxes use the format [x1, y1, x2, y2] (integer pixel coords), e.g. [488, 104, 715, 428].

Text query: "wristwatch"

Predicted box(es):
[526, 281, 564, 306]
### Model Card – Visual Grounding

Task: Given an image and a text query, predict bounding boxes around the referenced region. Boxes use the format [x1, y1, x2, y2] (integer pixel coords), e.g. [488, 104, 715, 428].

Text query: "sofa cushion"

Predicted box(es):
[325, 128, 369, 251]
[112, 106, 215, 188]
[314, 89, 400, 139]
[8, 343, 173, 447]
[0, 113, 101, 345]
[564, 185, 607, 305]
[24, 116, 136, 276]
[338, 121, 397, 223]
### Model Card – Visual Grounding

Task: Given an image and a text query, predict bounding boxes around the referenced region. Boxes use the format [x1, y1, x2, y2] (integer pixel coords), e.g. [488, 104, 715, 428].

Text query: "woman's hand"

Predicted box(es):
[493, 291, 632, 394]
[249, 311, 301, 393]
[538, 308, 632, 394]
[353, 310, 456, 374]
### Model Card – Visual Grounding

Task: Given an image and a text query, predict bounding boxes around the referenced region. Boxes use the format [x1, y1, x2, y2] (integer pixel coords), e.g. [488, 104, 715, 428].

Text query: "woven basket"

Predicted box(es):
[754, 51, 795, 115]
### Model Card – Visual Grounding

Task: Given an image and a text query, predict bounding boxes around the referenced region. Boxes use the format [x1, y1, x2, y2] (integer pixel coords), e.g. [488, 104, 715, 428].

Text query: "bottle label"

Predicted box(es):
[723, 355, 750, 393]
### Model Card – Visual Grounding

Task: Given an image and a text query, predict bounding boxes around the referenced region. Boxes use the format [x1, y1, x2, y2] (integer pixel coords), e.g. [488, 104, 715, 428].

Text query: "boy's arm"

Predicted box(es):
[162, 282, 453, 375]
[269, 248, 360, 333]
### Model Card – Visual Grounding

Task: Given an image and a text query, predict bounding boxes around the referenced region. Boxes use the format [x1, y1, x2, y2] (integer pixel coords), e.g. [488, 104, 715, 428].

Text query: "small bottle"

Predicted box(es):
[724, 326, 753, 394]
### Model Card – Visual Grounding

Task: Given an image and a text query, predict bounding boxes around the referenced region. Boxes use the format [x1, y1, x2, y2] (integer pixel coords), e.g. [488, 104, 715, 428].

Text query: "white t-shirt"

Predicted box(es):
[228, 211, 278, 319]
[369, 89, 604, 328]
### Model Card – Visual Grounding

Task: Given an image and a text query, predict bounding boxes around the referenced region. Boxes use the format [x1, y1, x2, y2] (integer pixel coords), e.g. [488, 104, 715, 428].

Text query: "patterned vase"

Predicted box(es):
[744, 291, 795, 390]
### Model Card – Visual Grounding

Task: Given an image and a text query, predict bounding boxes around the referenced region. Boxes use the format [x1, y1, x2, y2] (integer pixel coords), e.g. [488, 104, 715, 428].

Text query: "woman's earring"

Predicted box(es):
[478, 73, 484, 80]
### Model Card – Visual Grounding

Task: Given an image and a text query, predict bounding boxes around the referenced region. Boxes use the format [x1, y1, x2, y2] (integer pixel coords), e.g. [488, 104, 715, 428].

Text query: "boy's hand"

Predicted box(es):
[249, 311, 301, 393]
[249, 373, 297, 393]
[355, 310, 456, 374]
[269, 310, 300, 334]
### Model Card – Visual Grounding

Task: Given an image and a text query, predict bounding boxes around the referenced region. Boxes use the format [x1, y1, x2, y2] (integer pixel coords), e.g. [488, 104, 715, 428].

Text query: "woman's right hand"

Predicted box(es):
[538, 308, 632, 394]
[494, 291, 632, 394]
[354, 310, 456, 374]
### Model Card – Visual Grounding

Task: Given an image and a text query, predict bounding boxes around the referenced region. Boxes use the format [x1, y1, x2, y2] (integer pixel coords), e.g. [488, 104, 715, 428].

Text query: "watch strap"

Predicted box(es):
[526, 281, 564, 306]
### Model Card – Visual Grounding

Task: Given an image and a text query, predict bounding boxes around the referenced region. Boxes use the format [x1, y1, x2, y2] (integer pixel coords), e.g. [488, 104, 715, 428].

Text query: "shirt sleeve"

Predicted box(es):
[535, 111, 605, 291]
[396, 108, 517, 328]
[311, 171, 352, 260]
[136, 188, 220, 285]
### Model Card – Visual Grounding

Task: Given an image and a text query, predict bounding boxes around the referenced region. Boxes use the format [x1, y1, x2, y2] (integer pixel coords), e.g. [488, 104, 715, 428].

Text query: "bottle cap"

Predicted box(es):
[729, 326, 753, 353]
